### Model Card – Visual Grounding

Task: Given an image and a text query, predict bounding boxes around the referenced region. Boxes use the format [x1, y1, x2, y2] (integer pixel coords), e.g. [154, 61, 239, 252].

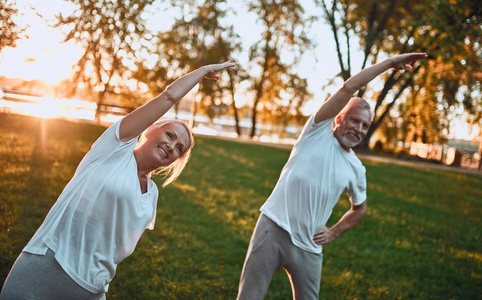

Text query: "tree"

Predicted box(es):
[247, 0, 313, 138]
[0, 0, 26, 53]
[217, 32, 249, 136]
[134, 0, 248, 134]
[133, 2, 212, 123]
[186, 0, 249, 133]
[210, 9, 249, 136]
[317, 0, 481, 149]
[397, 0, 481, 147]
[132, 7, 195, 119]
[54, 0, 153, 121]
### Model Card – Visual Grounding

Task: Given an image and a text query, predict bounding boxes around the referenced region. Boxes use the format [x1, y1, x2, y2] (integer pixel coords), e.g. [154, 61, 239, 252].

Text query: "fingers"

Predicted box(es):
[413, 52, 428, 59]
[313, 227, 334, 245]
[205, 61, 237, 80]
[313, 234, 330, 245]
[404, 64, 413, 71]
[313, 234, 323, 245]
[314, 227, 326, 235]
[407, 52, 427, 61]
[392, 53, 427, 71]
[407, 53, 428, 66]
[223, 60, 237, 66]
[216, 61, 237, 71]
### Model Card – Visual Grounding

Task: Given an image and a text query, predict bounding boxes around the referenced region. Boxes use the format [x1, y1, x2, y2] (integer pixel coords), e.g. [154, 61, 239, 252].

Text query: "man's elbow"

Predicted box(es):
[353, 201, 367, 217]
[341, 81, 359, 95]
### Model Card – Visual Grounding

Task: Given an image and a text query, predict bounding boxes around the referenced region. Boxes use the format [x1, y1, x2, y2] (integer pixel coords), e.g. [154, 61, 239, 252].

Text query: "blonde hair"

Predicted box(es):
[137, 119, 194, 188]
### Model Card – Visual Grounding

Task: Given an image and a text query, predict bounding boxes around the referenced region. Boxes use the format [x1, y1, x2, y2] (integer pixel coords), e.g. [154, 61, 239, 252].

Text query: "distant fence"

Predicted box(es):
[409, 142, 444, 161]
[410, 142, 481, 170]
[0, 91, 138, 124]
[97, 104, 135, 116]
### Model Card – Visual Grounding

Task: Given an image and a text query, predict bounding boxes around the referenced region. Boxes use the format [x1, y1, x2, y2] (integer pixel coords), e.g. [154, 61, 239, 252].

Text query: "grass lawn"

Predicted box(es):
[1, 113, 481, 299]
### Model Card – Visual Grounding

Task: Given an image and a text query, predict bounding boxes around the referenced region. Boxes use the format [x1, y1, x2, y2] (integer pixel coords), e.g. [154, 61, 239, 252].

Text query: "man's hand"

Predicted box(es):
[389, 53, 428, 71]
[313, 227, 337, 246]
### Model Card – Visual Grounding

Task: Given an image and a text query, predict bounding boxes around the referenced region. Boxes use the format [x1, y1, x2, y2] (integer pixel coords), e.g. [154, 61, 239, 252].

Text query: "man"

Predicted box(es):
[237, 53, 428, 300]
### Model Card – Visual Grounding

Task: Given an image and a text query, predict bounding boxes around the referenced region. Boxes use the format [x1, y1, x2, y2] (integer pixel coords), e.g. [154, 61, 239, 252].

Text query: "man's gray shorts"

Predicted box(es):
[237, 213, 323, 300]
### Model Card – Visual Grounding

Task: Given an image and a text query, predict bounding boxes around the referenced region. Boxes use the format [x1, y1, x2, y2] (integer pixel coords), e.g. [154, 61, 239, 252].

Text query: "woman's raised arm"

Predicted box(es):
[119, 61, 236, 141]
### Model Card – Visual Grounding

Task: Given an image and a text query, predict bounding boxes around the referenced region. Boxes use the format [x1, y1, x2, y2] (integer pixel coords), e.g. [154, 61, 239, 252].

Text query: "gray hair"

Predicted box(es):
[338, 97, 374, 121]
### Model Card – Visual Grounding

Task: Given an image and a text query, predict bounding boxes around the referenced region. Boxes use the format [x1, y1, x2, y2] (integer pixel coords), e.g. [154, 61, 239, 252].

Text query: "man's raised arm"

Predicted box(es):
[314, 53, 428, 123]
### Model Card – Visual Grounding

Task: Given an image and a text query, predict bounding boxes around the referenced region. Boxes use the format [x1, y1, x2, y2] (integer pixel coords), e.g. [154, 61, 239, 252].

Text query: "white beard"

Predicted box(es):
[340, 132, 361, 149]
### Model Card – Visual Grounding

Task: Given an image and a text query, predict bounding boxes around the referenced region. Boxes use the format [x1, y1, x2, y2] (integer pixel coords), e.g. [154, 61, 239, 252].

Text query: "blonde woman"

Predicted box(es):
[1, 61, 236, 299]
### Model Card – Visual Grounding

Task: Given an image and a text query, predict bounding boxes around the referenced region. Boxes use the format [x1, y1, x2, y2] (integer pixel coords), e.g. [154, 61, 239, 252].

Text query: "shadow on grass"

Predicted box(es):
[0, 114, 105, 285]
[1, 114, 481, 299]
[109, 181, 293, 299]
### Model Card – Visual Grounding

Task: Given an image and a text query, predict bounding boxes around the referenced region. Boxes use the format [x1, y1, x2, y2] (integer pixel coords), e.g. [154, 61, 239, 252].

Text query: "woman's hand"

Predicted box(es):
[389, 53, 428, 71]
[204, 61, 237, 80]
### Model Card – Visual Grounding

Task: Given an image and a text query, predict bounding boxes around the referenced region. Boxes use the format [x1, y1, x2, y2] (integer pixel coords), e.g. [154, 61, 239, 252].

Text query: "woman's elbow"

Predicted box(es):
[161, 88, 177, 104]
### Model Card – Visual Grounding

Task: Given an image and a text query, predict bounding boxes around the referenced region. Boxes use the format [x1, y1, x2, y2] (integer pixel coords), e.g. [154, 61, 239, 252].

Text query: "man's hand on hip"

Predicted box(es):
[313, 227, 337, 245]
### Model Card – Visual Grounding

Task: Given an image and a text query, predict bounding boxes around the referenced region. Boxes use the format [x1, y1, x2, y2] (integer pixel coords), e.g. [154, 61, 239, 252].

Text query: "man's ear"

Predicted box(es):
[335, 114, 342, 125]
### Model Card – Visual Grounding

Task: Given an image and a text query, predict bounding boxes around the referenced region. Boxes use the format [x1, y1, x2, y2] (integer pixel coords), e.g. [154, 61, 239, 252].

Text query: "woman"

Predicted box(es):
[0, 61, 236, 299]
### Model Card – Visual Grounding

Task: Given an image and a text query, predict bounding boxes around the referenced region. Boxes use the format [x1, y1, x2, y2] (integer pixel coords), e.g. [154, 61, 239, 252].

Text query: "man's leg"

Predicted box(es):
[284, 247, 323, 300]
[237, 213, 283, 300]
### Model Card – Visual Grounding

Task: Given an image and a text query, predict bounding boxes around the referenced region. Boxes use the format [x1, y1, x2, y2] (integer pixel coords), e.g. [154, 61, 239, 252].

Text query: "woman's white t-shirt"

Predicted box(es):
[23, 119, 159, 293]
[261, 115, 367, 254]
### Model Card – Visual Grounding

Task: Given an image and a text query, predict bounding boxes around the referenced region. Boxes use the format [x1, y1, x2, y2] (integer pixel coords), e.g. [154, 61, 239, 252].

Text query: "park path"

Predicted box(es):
[356, 154, 481, 176]
[207, 134, 482, 177]
[4, 107, 479, 176]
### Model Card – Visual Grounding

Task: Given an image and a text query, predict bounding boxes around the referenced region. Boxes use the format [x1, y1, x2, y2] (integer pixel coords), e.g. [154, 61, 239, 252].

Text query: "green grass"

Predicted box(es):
[1, 113, 481, 299]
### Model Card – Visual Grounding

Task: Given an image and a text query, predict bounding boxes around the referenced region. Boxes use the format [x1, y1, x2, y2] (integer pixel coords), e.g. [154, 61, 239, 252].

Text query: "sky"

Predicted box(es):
[0, 0, 84, 83]
[0, 0, 479, 141]
[0, 0, 341, 96]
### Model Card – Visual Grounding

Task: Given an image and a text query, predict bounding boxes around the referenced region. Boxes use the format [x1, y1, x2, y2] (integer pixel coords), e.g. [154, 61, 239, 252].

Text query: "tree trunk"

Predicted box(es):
[230, 88, 241, 136]
[478, 130, 482, 170]
[250, 100, 259, 138]
[95, 91, 106, 123]
[359, 126, 375, 150]
[226, 68, 241, 136]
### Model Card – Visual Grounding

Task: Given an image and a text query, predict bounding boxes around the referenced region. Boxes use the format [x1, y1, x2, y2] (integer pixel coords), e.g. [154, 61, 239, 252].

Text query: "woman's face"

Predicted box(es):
[144, 122, 191, 167]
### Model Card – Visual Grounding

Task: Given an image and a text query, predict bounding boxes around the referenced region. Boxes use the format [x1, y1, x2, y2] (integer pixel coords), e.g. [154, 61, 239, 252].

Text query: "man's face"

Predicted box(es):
[334, 107, 372, 151]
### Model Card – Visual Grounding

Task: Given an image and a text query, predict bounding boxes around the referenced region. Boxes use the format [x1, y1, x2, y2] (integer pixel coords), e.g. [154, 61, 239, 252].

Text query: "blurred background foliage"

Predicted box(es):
[0, 0, 480, 149]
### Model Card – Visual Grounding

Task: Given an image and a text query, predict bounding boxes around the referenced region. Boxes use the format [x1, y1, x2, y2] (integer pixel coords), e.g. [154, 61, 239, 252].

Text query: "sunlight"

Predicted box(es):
[0, 0, 81, 84]
[1, 92, 96, 121]
[450, 113, 480, 140]
[100, 114, 123, 124]
[0, 0, 478, 143]
[32, 97, 60, 118]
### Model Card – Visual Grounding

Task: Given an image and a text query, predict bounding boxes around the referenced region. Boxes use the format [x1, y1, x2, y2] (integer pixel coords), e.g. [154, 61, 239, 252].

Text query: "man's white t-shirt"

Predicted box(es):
[260, 115, 367, 254]
[23, 119, 159, 293]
